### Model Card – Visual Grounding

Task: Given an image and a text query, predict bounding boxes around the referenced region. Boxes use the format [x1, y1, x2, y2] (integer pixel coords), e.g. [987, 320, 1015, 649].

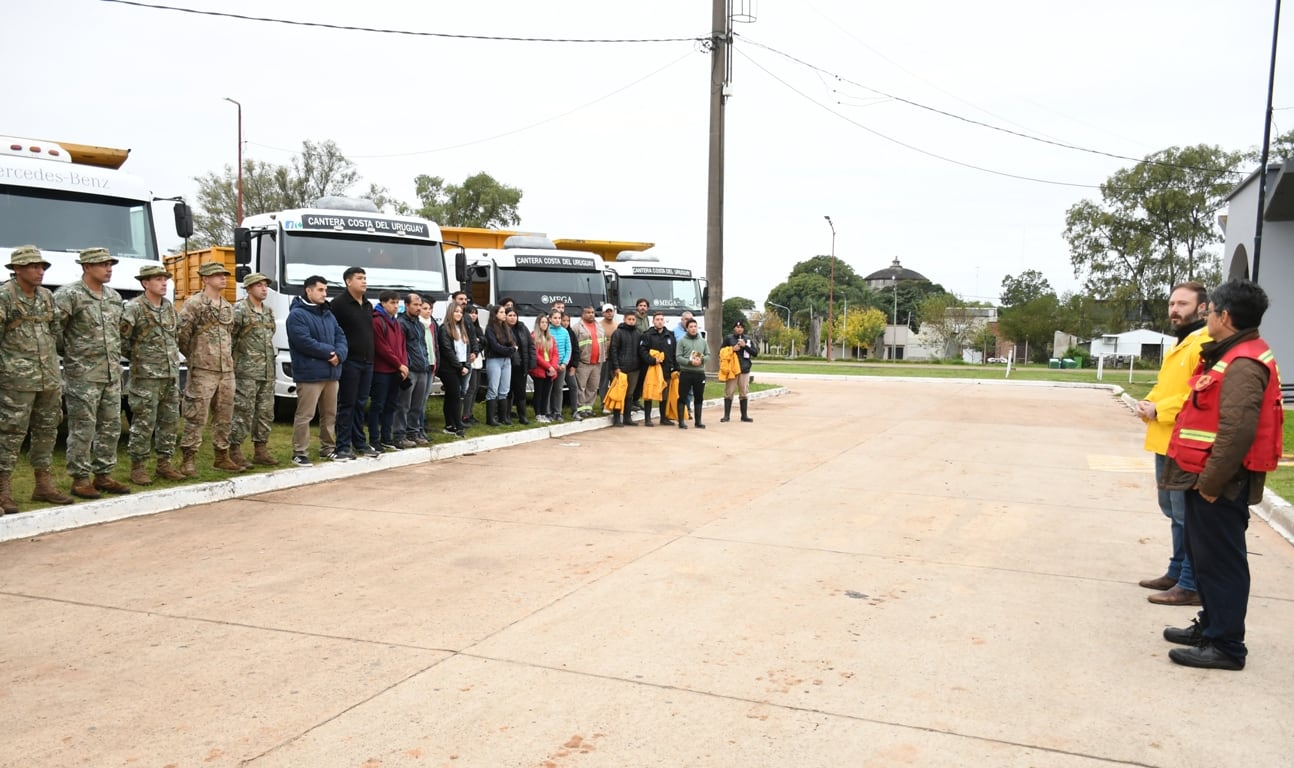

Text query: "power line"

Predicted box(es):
[733, 46, 1104, 189]
[738, 35, 1244, 178]
[247, 49, 698, 159]
[99, 0, 705, 44]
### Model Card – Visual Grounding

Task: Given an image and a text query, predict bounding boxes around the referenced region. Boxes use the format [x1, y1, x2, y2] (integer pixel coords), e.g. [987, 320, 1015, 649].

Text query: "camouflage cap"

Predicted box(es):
[136, 265, 171, 281]
[78, 247, 119, 265]
[6, 244, 52, 270]
[197, 261, 231, 277]
[242, 272, 271, 289]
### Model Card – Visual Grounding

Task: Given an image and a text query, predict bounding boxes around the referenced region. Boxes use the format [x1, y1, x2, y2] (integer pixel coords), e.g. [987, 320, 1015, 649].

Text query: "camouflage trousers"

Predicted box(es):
[180, 369, 235, 452]
[0, 387, 62, 473]
[64, 377, 123, 478]
[230, 376, 274, 445]
[127, 376, 181, 462]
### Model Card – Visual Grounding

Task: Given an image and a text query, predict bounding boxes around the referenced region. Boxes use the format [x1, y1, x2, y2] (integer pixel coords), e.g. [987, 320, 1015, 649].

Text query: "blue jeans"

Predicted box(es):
[485, 357, 512, 399]
[1155, 452, 1196, 591]
[367, 371, 401, 446]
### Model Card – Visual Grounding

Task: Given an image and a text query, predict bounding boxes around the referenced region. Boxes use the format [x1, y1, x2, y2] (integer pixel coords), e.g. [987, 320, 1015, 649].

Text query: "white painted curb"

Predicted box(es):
[0, 386, 788, 542]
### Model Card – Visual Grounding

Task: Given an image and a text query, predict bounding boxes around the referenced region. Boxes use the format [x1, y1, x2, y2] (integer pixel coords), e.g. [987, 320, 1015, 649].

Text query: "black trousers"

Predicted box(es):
[531, 375, 553, 416]
[1184, 485, 1251, 661]
[335, 358, 373, 452]
[679, 370, 706, 422]
[438, 367, 465, 430]
[510, 363, 528, 414]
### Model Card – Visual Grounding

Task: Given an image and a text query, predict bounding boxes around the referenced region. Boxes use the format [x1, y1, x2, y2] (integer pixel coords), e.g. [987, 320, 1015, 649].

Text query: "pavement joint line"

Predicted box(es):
[0, 387, 787, 544]
[449, 651, 1161, 768]
[0, 590, 457, 654]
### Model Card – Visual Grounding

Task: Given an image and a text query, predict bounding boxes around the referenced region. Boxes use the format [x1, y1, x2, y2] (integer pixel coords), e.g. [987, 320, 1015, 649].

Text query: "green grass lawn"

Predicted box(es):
[6, 381, 771, 514]
[1265, 418, 1294, 503]
[757, 359, 1158, 400]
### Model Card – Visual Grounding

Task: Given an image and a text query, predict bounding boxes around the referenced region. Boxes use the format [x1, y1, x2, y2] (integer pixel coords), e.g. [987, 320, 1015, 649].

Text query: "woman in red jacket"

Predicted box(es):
[530, 314, 560, 423]
[368, 291, 409, 450]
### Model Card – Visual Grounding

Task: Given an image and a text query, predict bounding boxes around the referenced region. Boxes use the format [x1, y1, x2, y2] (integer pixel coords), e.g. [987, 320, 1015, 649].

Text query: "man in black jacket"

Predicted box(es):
[331, 267, 378, 458]
[722, 319, 757, 423]
[639, 312, 676, 427]
[608, 312, 642, 427]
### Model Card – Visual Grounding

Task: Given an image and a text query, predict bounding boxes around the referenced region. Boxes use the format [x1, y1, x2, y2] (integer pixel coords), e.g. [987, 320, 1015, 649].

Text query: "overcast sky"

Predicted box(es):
[5, 0, 1288, 306]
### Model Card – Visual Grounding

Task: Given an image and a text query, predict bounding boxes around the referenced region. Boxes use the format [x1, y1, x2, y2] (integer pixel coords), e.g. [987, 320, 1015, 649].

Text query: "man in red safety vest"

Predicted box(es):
[1161, 278, 1284, 671]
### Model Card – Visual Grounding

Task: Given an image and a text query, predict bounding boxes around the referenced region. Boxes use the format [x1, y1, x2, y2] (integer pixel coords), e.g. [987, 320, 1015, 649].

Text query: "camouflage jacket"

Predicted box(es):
[178, 292, 235, 373]
[0, 279, 61, 392]
[54, 279, 124, 384]
[120, 296, 180, 380]
[232, 298, 276, 381]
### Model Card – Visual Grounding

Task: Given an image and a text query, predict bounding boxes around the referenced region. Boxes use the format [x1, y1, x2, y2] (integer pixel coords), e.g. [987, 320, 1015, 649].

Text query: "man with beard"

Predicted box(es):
[1135, 282, 1209, 607]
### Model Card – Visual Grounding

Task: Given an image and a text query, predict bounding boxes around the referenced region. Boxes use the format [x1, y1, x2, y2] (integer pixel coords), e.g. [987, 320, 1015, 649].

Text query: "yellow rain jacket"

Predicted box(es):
[603, 371, 628, 412]
[666, 371, 687, 420]
[718, 345, 740, 381]
[643, 349, 666, 400]
[1144, 326, 1210, 454]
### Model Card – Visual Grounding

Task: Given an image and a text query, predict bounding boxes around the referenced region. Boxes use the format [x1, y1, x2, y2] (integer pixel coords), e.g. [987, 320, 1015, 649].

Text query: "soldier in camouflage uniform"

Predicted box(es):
[229, 272, 279, 468]
[120, 264, 185, 485]
[54, 247, 131, 499]
[0, 245, 74, 513]
[177, 261, 243, 474]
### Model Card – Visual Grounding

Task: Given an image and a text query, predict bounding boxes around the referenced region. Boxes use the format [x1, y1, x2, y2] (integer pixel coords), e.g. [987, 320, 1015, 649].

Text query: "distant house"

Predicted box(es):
[1088, 329, 1176, 365]
[1220, 158, 1294, 401]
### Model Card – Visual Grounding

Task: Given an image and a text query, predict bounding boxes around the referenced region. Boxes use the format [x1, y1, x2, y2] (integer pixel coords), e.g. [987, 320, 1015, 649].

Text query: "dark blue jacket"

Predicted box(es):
[287, 296, 348, 383]
[397, 311, 430, 372]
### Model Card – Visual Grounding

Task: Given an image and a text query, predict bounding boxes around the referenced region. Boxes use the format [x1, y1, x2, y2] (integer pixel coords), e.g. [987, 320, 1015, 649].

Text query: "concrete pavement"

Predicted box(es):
[3, 378, 1293, 767]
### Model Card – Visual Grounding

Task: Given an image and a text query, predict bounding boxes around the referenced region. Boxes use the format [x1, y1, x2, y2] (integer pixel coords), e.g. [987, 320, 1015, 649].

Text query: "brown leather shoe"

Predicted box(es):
[129, 461, 153, 486]
[1139, 574, 1177, 591]
[93, 474, 132, 495]
[70, 477, 101, 500]
[154, 457, 186, 481]
[1148, 585, 1201, 606]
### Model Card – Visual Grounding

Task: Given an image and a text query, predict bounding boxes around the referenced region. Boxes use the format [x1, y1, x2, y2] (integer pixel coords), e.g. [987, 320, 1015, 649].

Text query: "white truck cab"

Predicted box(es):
[0, 136, 192, 298]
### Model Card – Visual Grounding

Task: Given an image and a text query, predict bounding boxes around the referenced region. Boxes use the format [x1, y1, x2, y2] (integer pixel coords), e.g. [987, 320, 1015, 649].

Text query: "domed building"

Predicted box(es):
[864, 257, 929, 290]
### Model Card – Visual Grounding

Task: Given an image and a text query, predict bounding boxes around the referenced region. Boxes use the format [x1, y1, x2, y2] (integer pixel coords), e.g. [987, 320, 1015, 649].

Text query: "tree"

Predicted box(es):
[722, 296, 756, 336]
[999, 269, 1053, 307]
[917, 294, 977, 359]
[192, 140, 381, 247]
[765, 255, 878, 336]
[1064, 144, 1241, 326]
[970, 324, 998, 362]
[997, 293, 1060, 362]
[412, 172, 522, 228]
[1243, 128, 1294, 165]
[761, 312, 804, 357]
[832, 306, 888, 357]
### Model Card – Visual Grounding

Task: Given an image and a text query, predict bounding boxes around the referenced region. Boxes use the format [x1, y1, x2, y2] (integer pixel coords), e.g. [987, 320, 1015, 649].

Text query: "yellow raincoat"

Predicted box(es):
[718, 345, 740, 381]
[642, 349, 666, 400]
[603, 371, 628, 412]
[666, 370, 686, 420]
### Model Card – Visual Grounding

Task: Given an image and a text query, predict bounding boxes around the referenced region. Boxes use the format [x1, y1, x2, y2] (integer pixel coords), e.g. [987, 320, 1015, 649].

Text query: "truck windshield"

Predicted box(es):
[496, 268, 605, 315]
[0, 186, 158, 261]
[281, 231, 447, 293]
[617, 276, 703, 313]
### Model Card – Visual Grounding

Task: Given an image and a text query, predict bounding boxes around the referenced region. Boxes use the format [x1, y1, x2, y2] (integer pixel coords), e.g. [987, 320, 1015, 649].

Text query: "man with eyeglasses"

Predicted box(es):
[1160, 279, 1284, 671]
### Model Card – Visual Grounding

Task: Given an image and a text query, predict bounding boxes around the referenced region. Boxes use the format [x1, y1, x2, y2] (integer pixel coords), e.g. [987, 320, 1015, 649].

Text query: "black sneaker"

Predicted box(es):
[323, 451, 354, 462]
[1164, 619, 1205, 646]
[443, 427, 460, 435]
[381, 442, 400, 452]
[358, 445, 381, 458]
[290, 454, 312, 467]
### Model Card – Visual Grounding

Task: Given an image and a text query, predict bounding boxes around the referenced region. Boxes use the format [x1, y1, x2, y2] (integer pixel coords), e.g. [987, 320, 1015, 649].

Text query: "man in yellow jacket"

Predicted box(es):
[1135, 281, 1209, 606]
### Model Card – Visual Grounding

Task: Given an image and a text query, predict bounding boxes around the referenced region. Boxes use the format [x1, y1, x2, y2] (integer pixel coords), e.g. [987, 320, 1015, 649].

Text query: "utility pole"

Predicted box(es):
[224, 97, 243, 226]
[824, 215, 835, 361]
[1252, 0, 1282, 282]
[704, 0, 730, 372]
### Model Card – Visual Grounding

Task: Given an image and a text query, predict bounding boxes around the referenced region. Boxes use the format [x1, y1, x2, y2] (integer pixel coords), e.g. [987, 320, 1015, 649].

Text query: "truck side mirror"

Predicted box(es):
[701, 285, 710, 307]
[233, 228, 252, 265]
[172, 202, 194, 239]
[454, 248, 466, 283]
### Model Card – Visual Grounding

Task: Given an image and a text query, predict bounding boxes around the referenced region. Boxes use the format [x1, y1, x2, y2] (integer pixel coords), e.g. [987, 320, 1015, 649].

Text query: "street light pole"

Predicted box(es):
[823, 215, 835, 361]
[766, 301, 793, 357]
[891, 267, 899, 361]
[223, 97, 243, 226]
